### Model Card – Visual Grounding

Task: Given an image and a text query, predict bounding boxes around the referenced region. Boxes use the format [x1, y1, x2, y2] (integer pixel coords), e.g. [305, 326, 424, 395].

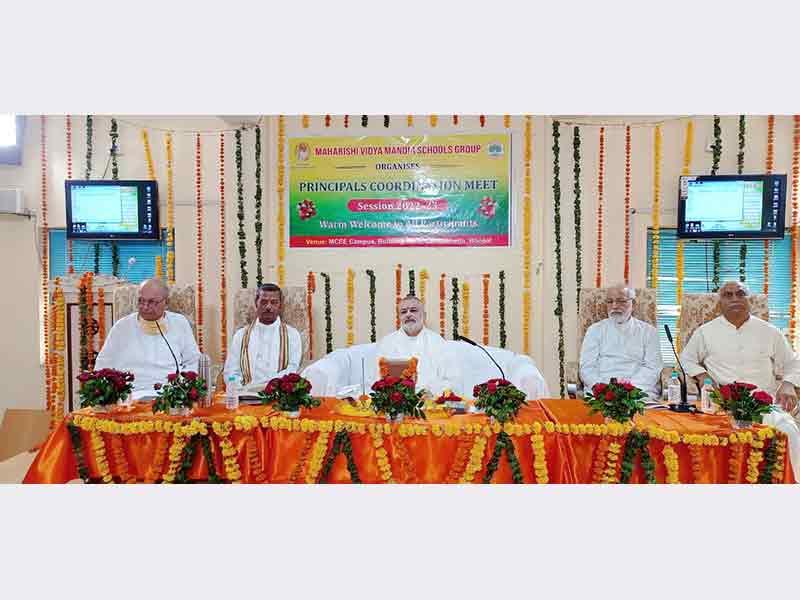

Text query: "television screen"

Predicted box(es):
[65, 180, 160, 240]
[677, 174, 786, 240]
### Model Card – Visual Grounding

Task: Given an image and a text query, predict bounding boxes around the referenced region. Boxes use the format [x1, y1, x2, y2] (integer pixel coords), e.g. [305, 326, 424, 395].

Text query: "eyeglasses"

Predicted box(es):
[138, 297, 166, 307]
[720, 290, 748, 299]
[606, 298, 632, 305]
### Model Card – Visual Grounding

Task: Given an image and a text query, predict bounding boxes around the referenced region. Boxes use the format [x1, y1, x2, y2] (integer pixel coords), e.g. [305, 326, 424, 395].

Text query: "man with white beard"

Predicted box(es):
[579, 284, 663, 399]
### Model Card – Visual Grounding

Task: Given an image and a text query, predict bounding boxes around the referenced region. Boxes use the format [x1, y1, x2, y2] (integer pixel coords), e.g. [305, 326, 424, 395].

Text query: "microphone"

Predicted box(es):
[664, 324, 691, 412]
[455, 334, 505, 380]
[155, 318, 181, 377]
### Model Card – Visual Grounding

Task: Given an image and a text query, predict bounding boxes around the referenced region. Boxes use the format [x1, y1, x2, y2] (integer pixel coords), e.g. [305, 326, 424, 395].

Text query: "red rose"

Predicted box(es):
[720, 385, 732, 400]
[386, 376, 401, 386]
[402, 378, 415, 389]
[153, 383, 162, 390]
[390, 391, 403, 403]
[499, 379, 512, 387]
[487, 381, 498, 393]
[372, 380, 385, 392]
[286, 373, 301, 383]
[77, 372, 90, 383]
[435, 396, 446, 404]
[265, 382, 277, 394]
[167, 373, 178, 383]
[594, 383, 607, 395]
[621, 382, 634, 392]
[182, 371, 198, 381]
[473, 385, 482, 397]
[280, 380, 294, 393]
[604, 390, 615, 401]
[753, 390, 773, 405]
[736, 382, 757, 391]
[189, 387, 199, 400]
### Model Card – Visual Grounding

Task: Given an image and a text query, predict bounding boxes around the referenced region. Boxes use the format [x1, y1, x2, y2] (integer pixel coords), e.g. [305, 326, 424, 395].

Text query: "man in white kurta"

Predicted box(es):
[224, 284, 302, 389]
[94, 279, 201, 400]
[579, 285, 663, 400]
[375, 295, 459, 397]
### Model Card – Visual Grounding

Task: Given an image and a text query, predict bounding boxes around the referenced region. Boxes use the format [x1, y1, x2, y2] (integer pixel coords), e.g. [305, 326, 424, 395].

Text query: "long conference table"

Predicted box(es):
[23, 397, 795, 484]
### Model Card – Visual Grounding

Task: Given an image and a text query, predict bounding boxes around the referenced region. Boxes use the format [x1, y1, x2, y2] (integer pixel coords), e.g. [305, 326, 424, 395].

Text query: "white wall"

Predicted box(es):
[1, 114, 797, 420]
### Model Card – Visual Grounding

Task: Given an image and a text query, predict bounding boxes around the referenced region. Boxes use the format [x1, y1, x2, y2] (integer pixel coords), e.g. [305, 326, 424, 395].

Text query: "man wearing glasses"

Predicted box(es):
[680, 280, 800, 414]
[94, 278, 200, 400]
[579, 284, 663, 399]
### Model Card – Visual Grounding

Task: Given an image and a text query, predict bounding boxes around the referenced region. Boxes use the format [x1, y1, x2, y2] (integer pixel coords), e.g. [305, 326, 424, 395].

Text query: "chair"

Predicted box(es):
[113, 283, 197, 335]
[566, 287, 658, 397]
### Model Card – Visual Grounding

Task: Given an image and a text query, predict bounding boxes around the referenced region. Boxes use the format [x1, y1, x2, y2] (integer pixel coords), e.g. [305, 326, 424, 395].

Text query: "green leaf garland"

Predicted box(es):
[408, 269, 416, 296]
[175, 435, 198, 484]
[758, 437, 779, 484]
[498, 270, 506, 348]
[235, 128, 248, 288]
[254, 125, 263, 287]
[552, 121, 566, 397]
[366, 269, 377, 342]
[738, 116, 747, 281]
[573, 126, 582, 312]
[619, 430, 656, 484]
[321, 272, 333, 353]
[481, 431, 524, 484]
[451, 277, 459, 339]
[111, 242, 119, 277]
[67, 422, 91, 482]
[78, 282, 89, 371]
[739, 243, 747, 283]
[93, 243, 101, 274]
[200, 435, 221, 483]
[110, 118, 119, 180]
[84, 115, 93, 180]
[318, 430, 361, 483]
[711, 115, 723, 291]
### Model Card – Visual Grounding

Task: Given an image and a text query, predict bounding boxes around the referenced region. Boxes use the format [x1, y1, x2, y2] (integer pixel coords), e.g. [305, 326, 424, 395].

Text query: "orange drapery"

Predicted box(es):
[23, 399, 794, 484]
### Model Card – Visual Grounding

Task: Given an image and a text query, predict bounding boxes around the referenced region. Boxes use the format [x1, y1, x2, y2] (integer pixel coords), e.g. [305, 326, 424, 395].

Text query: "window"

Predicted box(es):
[0, 114, 25, 165]
[646, 229, 793, 363]
[49, 229, 172, 283]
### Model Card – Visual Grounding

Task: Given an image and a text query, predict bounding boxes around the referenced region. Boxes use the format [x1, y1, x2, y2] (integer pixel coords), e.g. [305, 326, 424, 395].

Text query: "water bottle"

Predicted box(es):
[225, 375, 240, 410]
[667, 370, 681, 405]
[700, 377, 715, 414]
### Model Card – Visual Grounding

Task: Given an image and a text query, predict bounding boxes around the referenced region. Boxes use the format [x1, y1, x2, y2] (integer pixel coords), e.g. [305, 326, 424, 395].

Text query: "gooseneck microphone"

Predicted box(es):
[455, 334, 506, 380]
[155, 318, 181, 376]
[664, 324, 691, 412]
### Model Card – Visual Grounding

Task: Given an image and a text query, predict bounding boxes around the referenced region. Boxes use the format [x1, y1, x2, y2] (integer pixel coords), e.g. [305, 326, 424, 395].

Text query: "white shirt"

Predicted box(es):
[224, 317, 302, 388]
[680, 314, 800, 397]
[94, 311, 201, 400]
[579, 317, 663, 399]
[374, 327, 459, 396]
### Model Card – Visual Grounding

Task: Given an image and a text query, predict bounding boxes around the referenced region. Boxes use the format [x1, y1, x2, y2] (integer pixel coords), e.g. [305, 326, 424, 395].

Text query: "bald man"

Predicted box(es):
[579, 284, 663, 399]
[94, 278, 200, 400]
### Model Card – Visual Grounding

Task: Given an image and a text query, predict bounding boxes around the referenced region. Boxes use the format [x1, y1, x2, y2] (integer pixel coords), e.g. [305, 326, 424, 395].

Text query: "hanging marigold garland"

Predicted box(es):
[662, 445, 680, 483]
[65, 116, 74, 274]
[85, 272, 95, 369]
[141, 129, 156, 180]
[591, 437, 610, 483]
[503, 115, 511, 128]
[439, 273, 446, 338]
[573, 126, 583, 306]
[675, 120, 694, 352]
[97, 287, 106, 349]
[346, 268, 355, 347]
[650, 125, 663, 289]
[40, 116, 51, 409]
[195, 134, 205, 353]
[764, 115, 775, 294]
[48, 288, 57, 416]
[419, 269, 429, 305]
[110, 118, 119, 180]
[52, 281, 66, 429]
[276, 117, 286, 286]
[482, 273, 490, 345]
[301, 115, 310, 128]
[395, 264, 402, 329]
[219, 132, 228, 360]
[370, 425, 395, 482]
[451, 277, 460, 339]
[498, 270, 507, 348]
[254, 124, 264, 286]
[408, 269, 416, 297]
[790, 115, 800, 348]
[91, 430, 114, 484]
[165, 133, 176, 285]
[711, 115, 723, 291]
[366, 269, 377, 343]
[531, 431, 549, 483]
[461, 280, 470, 339]
[289, 432, 317, 483]
[623, 125, 632, 284]
[429, 115, 438, 128]
[110, 435, 135, 483]
[595, 126, 605, 288]
[234, 128, 247, 288]
[459, 435, 488, 483]
[307, 271, 316, 359]
[144, 433, 170, 483]
[321, 272, 333, 354]
[406, 115, 413, 127]
[552, 120, 566, 397]
[84, 114, 93, 180]
[154, 256, 163, 279]
[78, 273, 90, 372]
[305, 430, 331, 483]
[521, 116, 532, 354]
[600, 440, 622, 484]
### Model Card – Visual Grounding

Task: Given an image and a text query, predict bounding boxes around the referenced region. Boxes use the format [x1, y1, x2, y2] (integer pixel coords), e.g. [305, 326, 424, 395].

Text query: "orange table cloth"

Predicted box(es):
[23, 398, 795, 484]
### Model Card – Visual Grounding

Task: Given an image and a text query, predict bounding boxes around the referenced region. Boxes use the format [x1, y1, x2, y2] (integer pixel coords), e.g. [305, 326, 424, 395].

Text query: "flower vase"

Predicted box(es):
[117, 395, 133, 408]
[93, 404, 111, 413]
[386, 413, 404, 423]
[283, 409, 301, 419]
[731, 417, 753, 430]
[169, 406, 190, 417]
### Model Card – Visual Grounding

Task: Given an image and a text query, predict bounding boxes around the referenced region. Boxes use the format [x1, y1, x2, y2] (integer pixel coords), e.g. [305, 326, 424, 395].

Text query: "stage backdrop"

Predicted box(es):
[289, 133, 511, 248]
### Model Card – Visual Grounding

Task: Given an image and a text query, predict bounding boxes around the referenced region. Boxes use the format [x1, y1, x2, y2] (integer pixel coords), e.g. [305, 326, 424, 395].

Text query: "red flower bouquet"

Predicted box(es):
[711, 381, 774, 424]
[258, 372, 319, 414]
[370, 375, 425, 420]
[584, 378, 647, 423]
[473, 378, 527, 423]
[152, 371, 208, 414]
[77, 368, 134, 408]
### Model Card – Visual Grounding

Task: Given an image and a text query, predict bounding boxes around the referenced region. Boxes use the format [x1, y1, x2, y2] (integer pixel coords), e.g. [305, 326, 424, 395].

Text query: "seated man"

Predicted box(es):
[95, 278, 200, 400]
[680, 280, 800, 413]
[375, 294, 459, 397]
[579, 284, 663, 399]
[224, 283, 302, 389]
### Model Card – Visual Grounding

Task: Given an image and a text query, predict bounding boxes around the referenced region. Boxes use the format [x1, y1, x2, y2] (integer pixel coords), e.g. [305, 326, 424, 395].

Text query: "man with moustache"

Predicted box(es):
[579, 283, 663, 400]
[224, 283, 302, 388]
[374, 294, 459, 397]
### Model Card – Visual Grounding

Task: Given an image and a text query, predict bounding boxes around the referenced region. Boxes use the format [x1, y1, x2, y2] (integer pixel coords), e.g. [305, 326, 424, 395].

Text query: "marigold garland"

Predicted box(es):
[595, 126, 605, 288]
[40, 116, 51, 409]
[144, 433, 170, 483]
[790, 115, 800, 348]
[65, 116, 75, 274]
[771, 436, 787, 483]
[141, 129, 156, 180]
[84, 114, 93, 180]
[439, 274, 446, 338]
[321, 272, 333, 353]
[162, 433, 189, 484]
[235, 128, 248, 288]
[307, 272, 316, 359]
[530, 432, 549, 483]
[592, 437, 610, 483]
[78, 273, 89, 372]
[522, 116, 532, 354]
[96, 287, 105, 348]
[406, 115, 413, 127]
[764, 115, 775, 294]
[650, 125, 662, 289]
[277, 117, 286, 286]
[623, 125, 631, 283]
[444, 434, 472, 483]
[109, 434, 135, 483]
[503, 115, 511, 128]
[369, 425, 395, 482]
[195, 134, 204, 352]
[91, 430, 114, 484]
[366, 269, 377, 343]
[246, 432, 267, 483]
[481, 274, 490, 345]
[600, 440, 622, 483]
[165, 133, 176, 284]
[219, 132, 228, 360]
[289, 432, 317, 483]
[461, 280, 470, 339]
[154, 256, 163, 279]
[395, 264, 402, 329]
[745, 444, 764, 484]
[109, 118, 119, 180]
[662, 445, 679, 483]
[213, 421, 242, 483]
[728, 443, 744, 483]
[305, 430, 331, 483]
[419, 269, 429, 306]
[552, 121, 565, 397]
[428, 115, 437, 128]
[346, 268, 355, 347]
[301, 115, 310, 128]
[52, 282, 66, 428]
[47, 292, 57, 415]
[758, 437, 780, 484]
[451, 277, 460, 339]
[711, 116, 723, 291]
[85, 272, 95, 368]
[675, 120, 694, 351]
[459, 435, 488, 483]
[498, 270, 507, 348]
[67, 423, 90, 482]
[573, 126, 583, 302]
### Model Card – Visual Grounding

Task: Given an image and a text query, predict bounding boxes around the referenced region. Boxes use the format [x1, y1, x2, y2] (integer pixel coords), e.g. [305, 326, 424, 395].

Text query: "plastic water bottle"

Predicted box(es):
[225, 376, 240, 410]
[700, 377, 714, 414]
[667, 370, 681, 405]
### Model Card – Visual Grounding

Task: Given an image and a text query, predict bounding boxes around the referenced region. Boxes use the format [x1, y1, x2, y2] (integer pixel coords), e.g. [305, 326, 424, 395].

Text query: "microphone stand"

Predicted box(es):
[455, 334, 506, 380]
[155, 318, 181, 377]
[663, 324, 692, 413]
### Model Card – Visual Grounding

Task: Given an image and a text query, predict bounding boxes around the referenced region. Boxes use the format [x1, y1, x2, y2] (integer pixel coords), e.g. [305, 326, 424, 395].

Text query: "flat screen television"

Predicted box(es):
[677, 174, 786, 240]
[65, 180, 160, 240]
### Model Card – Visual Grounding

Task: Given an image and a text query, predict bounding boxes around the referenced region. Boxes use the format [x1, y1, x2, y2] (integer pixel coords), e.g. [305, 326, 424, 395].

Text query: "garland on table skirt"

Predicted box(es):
[662, 445, 680, 483]
[419, 269, 429, 305]
[290, 432, 317, 483]
[84, 114, 93, 179]
[307, 272, 316, 359]
[219, 132, 228, 360]
[165, 133, 175, 284]
[366, 269, 377, 342]
[200, 435, 220, 483]
[650, 125, 662, 289]
[395, 264, 402, 329]
[78, 272, 90, 372]
[764, 115, 775, 294]
[757, 436, 780, 484]
[711, 115, 723, 290]
[145, 434, 170, 483]
[771, 435, 788, 483]
[65, 116, 74, 274]
[461, 280, 470, 339]
[40, 116, 51, 409]
[552, 120, 565, 397]
[530, 428, 549, 483]
[67, 423, 91, 482]
[595, 126, 605, 288]
[444, 434, 472, 483]
[498, 270, 507, 348]
[600, 441, 622, 483]
[790, 115, 800, 348]
[439, 274, 446, 338]
[213, 421, 242, 483]
[346, 268, 355, 347]
[408, 269, 416, 297]
[305, 430, 331, 483]
[277, 117, 287, 286]
[110, 118, 119, 180]
[235, 128, 248, 288]
[369, 424, 395, 482]
[451, 277, 460, 339]
[482, 431, 524, 484]
[321, 272, 333, 353]
[245, 432, 268, 483]
[110, 435, 135, 483]
[482, 273, 490, 345]
[318, 430, 361, 483]
[522, 116, 532, 354]
[675, 120, 694, 351]
[623, 125, 631, 283]
[47, 289, 57, 417]
[573, 126, 582, 303]
[195, 134, 205, 352]
[459, 435, 488, 483]
[254, 124, 264, 286]
[619, 430, 656, 483]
